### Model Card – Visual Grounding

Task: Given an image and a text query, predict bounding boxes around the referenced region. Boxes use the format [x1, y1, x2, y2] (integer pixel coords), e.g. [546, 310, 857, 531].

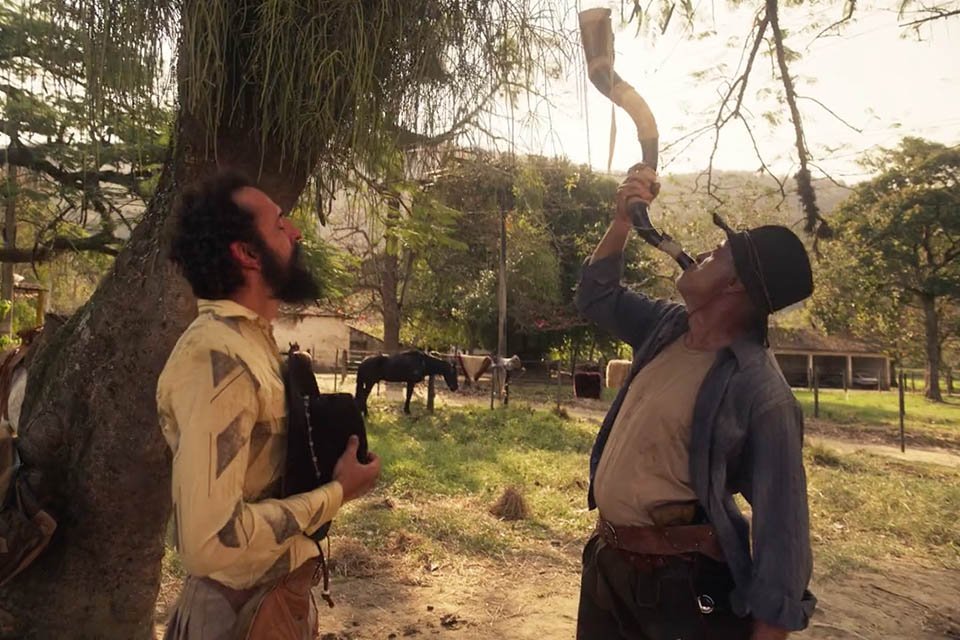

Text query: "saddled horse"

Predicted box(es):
[355, 350, 458, 415]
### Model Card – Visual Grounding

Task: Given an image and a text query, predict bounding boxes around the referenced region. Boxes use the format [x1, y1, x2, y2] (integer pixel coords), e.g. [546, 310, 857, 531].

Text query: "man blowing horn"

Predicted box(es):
[574, 165, 817, 640]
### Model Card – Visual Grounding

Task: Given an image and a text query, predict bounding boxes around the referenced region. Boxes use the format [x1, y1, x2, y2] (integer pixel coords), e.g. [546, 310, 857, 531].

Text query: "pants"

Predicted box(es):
[576, 534, 753, 640]
[164, 568, 319, 640]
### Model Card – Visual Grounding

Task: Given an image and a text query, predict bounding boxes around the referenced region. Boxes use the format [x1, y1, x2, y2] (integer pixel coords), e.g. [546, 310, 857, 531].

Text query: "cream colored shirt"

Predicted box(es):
[158, 299, 342, 589]
[594, 335, 716, 526]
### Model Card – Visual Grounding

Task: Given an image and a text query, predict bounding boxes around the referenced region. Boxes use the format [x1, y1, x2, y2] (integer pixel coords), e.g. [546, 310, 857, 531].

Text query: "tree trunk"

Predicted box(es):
[0, 106, 317, 636]
[920, 293, 943, 402]
[379, 196, 402, 354]
[381, 253, 401, 354]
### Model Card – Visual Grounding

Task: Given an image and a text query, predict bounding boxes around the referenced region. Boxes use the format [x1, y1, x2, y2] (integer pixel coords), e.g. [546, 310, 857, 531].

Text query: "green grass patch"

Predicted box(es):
[332, 404, 597, 564]
[805, 443, 960, 575]
[335, 404, 960, 578]
[795, 389, 960, 448]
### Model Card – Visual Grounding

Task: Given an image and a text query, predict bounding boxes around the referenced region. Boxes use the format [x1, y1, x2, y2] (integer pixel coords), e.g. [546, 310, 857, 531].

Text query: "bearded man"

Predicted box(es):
[158, 172, 381, 639]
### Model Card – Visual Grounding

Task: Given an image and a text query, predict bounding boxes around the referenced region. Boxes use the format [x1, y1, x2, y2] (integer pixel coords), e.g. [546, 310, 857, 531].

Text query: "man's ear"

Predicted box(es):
[229, 241, 260, 270]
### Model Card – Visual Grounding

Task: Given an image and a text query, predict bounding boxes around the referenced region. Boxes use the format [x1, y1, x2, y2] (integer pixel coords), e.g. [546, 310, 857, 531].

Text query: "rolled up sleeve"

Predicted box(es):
[743, 400, 817, 630]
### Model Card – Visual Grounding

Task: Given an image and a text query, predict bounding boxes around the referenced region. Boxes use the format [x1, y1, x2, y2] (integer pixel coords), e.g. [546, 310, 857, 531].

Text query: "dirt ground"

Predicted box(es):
[156, 547, 960, 639]
[154, 388, 960, 639]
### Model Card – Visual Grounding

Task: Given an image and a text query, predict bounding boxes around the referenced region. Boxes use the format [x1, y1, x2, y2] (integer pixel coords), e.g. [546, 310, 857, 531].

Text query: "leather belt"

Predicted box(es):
[597, 517, 725, 563]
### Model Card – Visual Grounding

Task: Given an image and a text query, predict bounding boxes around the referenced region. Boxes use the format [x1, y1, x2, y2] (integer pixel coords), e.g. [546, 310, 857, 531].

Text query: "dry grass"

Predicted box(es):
[489, 486, 529, 521]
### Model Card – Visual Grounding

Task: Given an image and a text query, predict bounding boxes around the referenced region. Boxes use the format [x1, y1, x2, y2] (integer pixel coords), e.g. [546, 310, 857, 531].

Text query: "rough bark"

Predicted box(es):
[381, 202, 402, 354]
[381, 251, 401, 354]
[0, 108, 317, 639]
[921, 293, 944, 402]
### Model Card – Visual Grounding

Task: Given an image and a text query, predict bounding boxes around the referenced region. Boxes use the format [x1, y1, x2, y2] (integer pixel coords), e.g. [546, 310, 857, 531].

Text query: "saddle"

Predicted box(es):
[281, 351, 368, 542]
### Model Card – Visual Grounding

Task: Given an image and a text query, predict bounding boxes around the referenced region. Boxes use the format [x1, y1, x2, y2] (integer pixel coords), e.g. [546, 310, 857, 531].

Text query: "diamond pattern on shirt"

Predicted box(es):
[216, 414, 248, 478]
[217, 501, 244, 548]
[248, 421, 273, 465]
[265, 505, 300, 544]
[210, 350, 241, 388]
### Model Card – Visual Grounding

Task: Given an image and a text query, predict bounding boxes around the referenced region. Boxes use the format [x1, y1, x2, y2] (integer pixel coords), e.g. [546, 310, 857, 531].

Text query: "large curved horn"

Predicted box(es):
[579, 8, 695, 271]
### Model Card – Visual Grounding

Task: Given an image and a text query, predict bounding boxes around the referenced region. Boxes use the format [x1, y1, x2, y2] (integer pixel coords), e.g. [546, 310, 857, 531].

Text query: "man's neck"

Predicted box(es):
[684, 304, 749, 352]
[228, 286, 279, 322]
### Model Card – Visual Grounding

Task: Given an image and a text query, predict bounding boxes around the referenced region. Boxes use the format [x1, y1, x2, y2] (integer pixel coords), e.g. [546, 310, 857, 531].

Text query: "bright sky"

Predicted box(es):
[494, 1, 960, 184]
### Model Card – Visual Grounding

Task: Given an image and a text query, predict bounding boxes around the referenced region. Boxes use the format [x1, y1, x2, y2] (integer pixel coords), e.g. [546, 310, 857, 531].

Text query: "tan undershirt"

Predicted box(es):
[594, 335, 716, 526]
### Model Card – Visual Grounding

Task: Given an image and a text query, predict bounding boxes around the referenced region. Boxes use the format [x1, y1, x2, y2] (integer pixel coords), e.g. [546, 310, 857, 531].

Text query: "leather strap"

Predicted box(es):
[597, 517, 725, 562]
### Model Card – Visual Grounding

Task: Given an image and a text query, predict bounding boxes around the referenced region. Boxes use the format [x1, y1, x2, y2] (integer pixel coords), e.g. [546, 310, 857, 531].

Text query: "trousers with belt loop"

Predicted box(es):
[577, 527, 753, 640]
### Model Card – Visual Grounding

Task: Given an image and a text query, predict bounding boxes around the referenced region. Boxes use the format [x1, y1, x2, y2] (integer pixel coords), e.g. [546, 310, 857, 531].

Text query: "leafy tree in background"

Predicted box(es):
[813, 138, 960, 401]
[0, 0, 168, 338]
[404, 153, 662, 363]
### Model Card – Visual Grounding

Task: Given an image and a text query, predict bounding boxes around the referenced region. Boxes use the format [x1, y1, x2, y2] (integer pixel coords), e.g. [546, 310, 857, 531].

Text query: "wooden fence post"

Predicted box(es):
[427, 374, 435, 412]
[899, 370, 906, 453]
[556, 361, 562, 413]
[813, 368, 820, 419]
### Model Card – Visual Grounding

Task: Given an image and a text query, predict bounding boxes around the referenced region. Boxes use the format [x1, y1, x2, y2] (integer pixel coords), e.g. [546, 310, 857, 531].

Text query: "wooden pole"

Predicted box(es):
[496, 198, 508, 403]
[36, 289, 47, 328]
[489, 367, 496, 410]
[813, 368, 820, 419]
[1, 133, 17, 339]
[333, 348, 339, 392]
[556, 361, 562, 413]
[899, 370, 906, 453]
[427, 374, 435, 412]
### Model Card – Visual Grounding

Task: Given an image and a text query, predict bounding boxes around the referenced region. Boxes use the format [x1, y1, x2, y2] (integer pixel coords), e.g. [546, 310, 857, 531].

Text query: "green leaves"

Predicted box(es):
[813, 137, 960, 363]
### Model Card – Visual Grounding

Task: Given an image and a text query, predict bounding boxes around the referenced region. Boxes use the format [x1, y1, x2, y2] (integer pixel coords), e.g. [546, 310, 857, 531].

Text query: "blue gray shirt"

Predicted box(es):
[576, 252, 816, 631]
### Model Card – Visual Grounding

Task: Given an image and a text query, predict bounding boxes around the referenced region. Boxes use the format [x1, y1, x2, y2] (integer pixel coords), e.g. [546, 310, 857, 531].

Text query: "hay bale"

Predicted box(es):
[605, 359, 632, 389]
[489, 486, 529, 521]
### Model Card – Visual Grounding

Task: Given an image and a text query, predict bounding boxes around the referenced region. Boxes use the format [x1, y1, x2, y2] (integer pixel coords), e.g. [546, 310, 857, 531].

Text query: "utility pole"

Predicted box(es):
[495, 190, 507, 403]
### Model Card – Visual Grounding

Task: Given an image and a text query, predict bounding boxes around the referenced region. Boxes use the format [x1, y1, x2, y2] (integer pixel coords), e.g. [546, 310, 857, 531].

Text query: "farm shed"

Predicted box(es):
[769, 327, 891, 390]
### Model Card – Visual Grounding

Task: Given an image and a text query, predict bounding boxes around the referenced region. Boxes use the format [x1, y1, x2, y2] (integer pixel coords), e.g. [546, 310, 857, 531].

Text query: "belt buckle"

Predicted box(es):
[600, 519, 619, 547]
[697, 594, 715, 615]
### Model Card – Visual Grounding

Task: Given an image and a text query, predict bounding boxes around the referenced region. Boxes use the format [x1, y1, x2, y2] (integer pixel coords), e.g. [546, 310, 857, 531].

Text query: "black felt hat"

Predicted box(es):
[714, 215, 814, 315]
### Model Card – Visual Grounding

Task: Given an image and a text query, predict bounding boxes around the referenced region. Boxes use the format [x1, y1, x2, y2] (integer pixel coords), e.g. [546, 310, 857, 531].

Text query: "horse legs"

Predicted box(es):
[404, 382, 414, 415]
[355, 376, 370, 417]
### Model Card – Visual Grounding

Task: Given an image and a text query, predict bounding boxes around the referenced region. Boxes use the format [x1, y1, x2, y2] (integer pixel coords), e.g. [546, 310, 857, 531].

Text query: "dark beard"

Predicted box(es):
[258, 241, 320, 304]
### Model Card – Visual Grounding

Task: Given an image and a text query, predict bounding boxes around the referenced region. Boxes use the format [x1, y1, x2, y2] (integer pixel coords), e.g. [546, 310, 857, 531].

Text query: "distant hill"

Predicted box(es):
[607, 169, 853, 232]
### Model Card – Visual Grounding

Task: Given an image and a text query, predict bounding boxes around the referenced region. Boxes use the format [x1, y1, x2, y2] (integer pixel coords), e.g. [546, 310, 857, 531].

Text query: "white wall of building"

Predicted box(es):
[272, 315, 349, 368]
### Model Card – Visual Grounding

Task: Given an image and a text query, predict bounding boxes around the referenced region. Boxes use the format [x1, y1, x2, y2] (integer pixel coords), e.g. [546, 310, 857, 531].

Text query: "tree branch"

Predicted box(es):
[796, 95, 863, 133]
[900, 8, 960, 28]
[806, 0, 858, 47]
[703, 9, 769, 205]
[2, 143, 154, 192]
[767, 0, 830, 239]
[0, 232, 122, 263]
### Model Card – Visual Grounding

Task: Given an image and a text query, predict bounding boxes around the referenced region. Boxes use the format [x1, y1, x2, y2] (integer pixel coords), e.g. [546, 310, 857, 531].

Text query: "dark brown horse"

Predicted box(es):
[355, 350, 458, 415]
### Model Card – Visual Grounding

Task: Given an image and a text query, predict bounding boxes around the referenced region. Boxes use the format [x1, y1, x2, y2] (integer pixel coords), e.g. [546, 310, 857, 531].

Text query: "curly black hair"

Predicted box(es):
[170, 171, 261, 300]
